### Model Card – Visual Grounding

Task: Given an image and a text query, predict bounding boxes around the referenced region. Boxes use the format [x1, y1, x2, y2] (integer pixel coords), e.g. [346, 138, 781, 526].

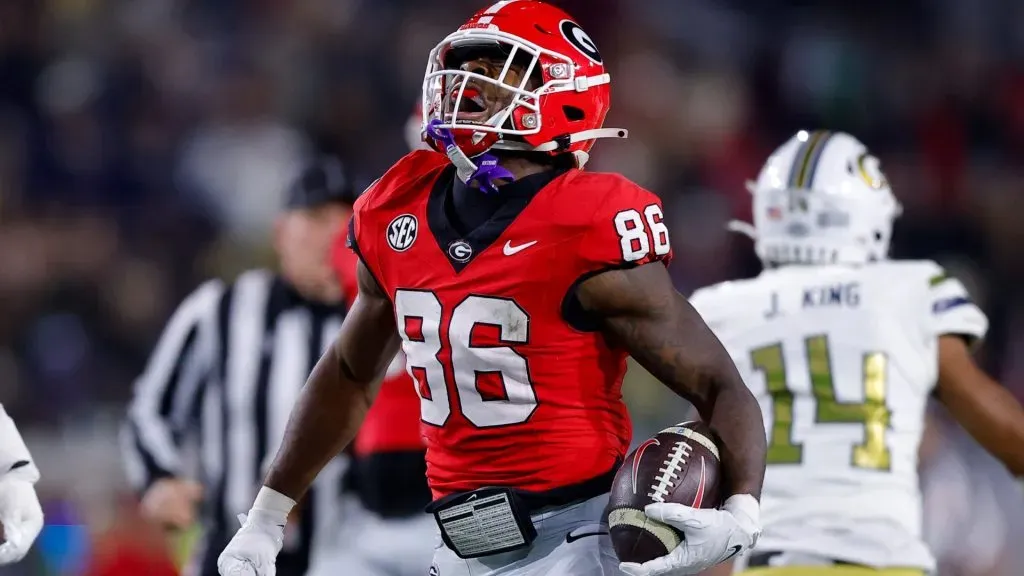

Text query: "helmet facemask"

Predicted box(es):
[424, 32, 570, 150]
[422, 33, 570, 192]
[433, 43, 545, 139]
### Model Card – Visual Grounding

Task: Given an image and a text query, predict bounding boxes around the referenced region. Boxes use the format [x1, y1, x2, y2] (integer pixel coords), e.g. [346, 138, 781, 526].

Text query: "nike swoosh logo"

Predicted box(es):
[631, 438, 660, 494]
[565, 530, 609, 543]
[721, 545, 743, 562]
[503, 240, 537, 255]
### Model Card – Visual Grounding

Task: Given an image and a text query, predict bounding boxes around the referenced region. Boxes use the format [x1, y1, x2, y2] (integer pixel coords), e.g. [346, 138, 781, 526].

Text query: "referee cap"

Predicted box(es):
[284, 156, 359, 210]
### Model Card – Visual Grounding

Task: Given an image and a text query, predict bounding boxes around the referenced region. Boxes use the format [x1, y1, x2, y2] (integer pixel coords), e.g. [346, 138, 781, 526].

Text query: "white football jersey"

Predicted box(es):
[690, 261, 988, 570]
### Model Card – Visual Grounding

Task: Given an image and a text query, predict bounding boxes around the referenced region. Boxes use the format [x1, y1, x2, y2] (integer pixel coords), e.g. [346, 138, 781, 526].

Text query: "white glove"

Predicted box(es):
[0, 475, 44, 565]
[0, 405, 43, 566]
[217, 487, 296, 576]
[620, 494, 761, 576]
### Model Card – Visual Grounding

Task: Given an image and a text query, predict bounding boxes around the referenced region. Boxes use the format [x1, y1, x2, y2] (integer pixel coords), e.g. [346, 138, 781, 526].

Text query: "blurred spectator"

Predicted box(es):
[176, 58, 310, 244]
[82, 495, 179, 576]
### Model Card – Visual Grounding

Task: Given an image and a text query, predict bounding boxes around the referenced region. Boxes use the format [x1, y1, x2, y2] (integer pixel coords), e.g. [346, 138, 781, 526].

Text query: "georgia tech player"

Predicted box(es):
[0, 404, 44, 564]
[690, 130, 1024, 576]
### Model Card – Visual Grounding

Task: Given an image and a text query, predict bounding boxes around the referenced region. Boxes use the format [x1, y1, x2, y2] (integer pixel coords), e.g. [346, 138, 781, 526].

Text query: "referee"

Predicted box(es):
[121, 158, 358, 576]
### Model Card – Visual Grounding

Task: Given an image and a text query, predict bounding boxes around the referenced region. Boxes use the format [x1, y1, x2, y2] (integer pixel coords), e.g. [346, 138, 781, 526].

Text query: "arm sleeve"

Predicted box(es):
[577, 177, 674, 272]
[925, 263, 988, 343]
[121, 279, 224, 492]
[0, 404, 39, 483]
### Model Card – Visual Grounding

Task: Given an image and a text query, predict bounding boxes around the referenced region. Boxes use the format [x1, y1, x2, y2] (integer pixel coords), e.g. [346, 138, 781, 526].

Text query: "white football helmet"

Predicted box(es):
[730, 130, 902, 266]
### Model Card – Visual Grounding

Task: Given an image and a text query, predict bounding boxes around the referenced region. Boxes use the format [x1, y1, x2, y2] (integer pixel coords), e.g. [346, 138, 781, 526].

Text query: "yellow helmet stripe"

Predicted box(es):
[801, 130, 833, 188]
[787, 130, 832, 189]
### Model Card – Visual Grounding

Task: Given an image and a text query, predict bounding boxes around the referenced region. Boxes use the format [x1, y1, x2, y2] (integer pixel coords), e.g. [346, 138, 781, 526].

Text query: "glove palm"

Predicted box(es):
[620, 494, 760, 576]
[217, 509, 286, 576]
[0, 476, 44, 565]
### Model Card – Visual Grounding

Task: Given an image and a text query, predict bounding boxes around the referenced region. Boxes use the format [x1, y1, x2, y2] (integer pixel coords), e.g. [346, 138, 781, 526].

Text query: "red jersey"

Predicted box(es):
[331, 225, 425, 455]
[350, 150, 672, 498]
[353, 351, 425, 455]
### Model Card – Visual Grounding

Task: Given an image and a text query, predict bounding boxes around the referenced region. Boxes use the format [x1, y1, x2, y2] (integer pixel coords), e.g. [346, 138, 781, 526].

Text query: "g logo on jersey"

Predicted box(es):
[560, 20, 602, 64]
[448, 240, 473, 262]
[387, 214, 418, 252]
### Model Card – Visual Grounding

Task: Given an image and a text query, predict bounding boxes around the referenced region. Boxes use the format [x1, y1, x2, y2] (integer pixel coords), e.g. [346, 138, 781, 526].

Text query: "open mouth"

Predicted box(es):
[450, 85, 489, 122]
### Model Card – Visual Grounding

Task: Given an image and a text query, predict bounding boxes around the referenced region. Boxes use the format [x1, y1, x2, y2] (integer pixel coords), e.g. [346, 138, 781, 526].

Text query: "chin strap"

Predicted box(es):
[426, 120, 514, 194]
[727, 219, 757, 239]
[728, 180, 758, 239]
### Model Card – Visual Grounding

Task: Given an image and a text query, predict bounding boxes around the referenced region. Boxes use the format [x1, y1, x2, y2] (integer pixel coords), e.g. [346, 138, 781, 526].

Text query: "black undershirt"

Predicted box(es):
[437, 166, 606, 331]
[444, 170, 559, 236]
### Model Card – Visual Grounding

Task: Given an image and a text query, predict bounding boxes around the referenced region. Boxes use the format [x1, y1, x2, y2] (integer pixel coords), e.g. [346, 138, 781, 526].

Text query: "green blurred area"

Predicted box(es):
[172, 524, 201, 571]
[622, 359, 698, 443]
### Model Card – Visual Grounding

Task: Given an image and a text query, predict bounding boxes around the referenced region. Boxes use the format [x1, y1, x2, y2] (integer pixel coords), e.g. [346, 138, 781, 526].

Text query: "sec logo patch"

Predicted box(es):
[387, 214, 418, 252]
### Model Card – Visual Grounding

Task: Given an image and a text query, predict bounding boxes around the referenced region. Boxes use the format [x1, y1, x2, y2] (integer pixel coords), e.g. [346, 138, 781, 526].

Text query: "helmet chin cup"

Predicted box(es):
[426, 120, 514, 194]
[426, 119, 479, 182]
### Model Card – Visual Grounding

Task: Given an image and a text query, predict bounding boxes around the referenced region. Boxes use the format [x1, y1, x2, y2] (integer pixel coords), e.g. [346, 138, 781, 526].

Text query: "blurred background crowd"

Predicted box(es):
[0, 0, 1021, 574]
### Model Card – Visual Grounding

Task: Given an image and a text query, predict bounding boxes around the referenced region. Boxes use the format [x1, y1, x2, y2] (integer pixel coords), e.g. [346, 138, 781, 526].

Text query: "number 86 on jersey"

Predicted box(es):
[614, 205, 671, 263]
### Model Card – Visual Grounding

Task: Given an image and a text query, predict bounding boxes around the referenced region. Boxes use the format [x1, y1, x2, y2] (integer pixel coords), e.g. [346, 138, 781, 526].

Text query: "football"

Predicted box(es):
[605, 421, 722, 564]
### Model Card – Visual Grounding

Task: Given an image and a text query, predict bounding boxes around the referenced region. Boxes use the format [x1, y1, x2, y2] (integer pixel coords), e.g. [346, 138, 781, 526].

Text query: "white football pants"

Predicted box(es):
[428, 493, 624, 576]
[307, 494, 437, 576]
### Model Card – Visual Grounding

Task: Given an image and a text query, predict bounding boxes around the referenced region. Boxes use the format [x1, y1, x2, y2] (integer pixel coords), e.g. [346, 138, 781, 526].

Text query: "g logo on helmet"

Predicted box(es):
[559, 20, 602, 64]
[448, 240, 473, 263]
[387, 214, 418, 252]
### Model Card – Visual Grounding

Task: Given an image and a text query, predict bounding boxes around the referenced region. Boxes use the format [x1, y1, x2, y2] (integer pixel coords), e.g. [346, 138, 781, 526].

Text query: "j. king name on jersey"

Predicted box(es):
[800, 282, 860, 309]
[763, 282, 860, 318]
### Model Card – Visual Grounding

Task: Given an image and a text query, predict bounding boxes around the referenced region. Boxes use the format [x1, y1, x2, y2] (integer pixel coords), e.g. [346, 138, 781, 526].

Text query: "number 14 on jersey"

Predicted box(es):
[751, 335, 892, 471]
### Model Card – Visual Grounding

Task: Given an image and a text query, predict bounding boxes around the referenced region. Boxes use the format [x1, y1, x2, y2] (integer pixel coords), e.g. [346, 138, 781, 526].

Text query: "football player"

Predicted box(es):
[218, 2, 768, 575]
[689, 130, 1024, 576]
[0, 404, 44, 565]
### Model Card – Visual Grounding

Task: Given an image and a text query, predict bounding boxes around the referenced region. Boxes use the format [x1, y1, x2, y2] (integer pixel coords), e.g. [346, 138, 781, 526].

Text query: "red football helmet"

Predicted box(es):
[421, 0, 626, 168]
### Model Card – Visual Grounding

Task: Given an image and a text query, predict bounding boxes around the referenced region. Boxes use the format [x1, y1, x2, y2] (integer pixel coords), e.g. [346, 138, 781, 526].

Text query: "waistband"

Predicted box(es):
[425, 462, 618, 517]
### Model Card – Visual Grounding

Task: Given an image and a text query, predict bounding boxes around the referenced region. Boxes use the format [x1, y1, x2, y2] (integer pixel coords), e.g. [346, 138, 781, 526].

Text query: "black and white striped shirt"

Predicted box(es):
[121, 269, 347, 576]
